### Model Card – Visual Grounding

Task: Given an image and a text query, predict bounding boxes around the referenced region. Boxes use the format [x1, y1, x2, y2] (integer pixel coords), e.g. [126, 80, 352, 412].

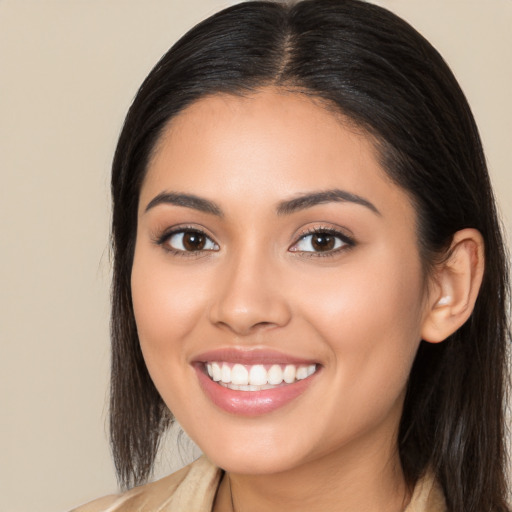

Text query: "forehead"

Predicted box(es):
[141, 89, 414, 223]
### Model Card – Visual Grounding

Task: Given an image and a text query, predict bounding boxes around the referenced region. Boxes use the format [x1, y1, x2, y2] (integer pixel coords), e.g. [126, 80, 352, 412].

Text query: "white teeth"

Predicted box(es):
[231, 364, 249, 385]
[249, 365, 267, 386]
[283, 364, 296, 384]
[211, 362, 222, 382]
[267, 364, 283, 385]
[296, 364, 317, 380]
[205, 362, 318, 389]
[296, 366, 308, 380]
[221, 364, 231, 383]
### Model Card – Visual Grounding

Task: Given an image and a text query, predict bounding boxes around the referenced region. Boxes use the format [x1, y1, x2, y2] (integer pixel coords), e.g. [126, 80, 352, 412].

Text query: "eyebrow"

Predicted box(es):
[276, 189, 380, 216]
[144, 192, 223, 216]
[144, 188, 380, 217]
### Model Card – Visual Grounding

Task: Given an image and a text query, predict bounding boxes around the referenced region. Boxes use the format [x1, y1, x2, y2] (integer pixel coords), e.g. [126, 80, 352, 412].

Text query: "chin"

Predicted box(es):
[188, 422, 318, 476]
[205, 447, 303, 476]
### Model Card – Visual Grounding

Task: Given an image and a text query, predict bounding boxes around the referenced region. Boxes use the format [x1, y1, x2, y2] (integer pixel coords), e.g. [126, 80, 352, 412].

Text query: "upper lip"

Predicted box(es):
[191, 347, 319, 366]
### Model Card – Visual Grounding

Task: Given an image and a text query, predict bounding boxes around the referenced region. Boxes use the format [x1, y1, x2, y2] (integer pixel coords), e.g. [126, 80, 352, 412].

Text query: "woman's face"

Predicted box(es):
[132, 89, 432, 475]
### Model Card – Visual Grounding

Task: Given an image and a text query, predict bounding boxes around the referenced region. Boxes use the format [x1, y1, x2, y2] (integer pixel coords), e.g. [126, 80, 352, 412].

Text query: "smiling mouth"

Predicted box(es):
[204, 362, 318, 391]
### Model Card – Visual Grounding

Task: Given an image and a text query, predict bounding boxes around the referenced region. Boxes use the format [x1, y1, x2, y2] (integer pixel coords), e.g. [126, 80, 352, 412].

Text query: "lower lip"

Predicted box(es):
[194, 365, 318, 417]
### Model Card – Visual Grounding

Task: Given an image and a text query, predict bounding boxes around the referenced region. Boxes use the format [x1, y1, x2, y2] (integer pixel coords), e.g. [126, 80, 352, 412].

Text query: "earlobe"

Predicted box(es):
[421, 228, 485, 343]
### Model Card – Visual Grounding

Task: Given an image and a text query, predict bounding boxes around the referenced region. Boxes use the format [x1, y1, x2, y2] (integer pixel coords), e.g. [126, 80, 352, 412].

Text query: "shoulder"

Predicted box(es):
[70, 456, 223, 512]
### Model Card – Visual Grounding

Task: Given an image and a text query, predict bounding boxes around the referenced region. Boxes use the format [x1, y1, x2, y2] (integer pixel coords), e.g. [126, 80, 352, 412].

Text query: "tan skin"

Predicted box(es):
[131, 89, 484, 512]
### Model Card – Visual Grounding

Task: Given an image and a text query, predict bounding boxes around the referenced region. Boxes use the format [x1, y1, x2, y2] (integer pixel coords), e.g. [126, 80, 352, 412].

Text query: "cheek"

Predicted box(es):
[130, 249, 212, 366]
[298, 249, 425, 400]
[303, 248, 423, 328]
[130, 249, 219, 421]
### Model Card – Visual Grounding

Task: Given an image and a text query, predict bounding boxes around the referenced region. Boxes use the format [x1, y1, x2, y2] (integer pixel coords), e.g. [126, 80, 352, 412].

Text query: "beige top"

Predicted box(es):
[70, 456, 447, 512]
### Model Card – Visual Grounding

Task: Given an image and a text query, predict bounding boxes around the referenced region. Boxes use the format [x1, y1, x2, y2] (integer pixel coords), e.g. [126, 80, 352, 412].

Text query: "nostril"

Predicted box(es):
[213, 319, 278, 336]
[253, 321, 274, 329]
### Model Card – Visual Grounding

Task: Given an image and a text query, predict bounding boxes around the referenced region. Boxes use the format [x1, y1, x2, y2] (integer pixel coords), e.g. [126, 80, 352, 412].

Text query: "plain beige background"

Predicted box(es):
[1, 1, 510, 511]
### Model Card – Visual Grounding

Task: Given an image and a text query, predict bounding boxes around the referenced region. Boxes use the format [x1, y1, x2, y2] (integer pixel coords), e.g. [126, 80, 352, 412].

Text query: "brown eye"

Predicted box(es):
[290, 230, 351, 254]
[311, 233, 336, 251]
[166, 230, 219, 252]
[183, 232, 206, 251]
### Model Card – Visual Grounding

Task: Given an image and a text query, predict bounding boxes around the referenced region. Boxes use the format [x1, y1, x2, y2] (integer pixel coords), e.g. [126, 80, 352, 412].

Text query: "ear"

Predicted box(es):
[421, 228, 485, 343]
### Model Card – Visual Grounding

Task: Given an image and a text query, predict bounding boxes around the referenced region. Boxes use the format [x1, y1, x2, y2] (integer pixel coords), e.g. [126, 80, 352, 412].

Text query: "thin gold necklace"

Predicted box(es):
[228, 474, 237, 512]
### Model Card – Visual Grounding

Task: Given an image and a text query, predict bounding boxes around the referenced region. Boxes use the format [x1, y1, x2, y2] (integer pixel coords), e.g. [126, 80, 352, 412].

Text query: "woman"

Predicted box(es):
[72, 0, 511, 510]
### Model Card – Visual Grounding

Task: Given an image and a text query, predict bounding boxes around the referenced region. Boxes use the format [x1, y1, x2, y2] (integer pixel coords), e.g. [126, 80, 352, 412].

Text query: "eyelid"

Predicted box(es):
[152, 223, 354, 257]
[153, 225, 219, 255]
[289, 225, 355, 256]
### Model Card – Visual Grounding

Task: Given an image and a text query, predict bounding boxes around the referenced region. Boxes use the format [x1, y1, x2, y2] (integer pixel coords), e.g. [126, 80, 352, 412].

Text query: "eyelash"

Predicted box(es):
[154, 226, 219, 257]
[290, 226, 355, 258]
[154, 225, 355, 258]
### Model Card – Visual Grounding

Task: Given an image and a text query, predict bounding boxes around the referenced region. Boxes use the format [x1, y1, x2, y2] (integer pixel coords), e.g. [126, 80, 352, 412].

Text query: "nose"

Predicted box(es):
[208, 251, 292, 336]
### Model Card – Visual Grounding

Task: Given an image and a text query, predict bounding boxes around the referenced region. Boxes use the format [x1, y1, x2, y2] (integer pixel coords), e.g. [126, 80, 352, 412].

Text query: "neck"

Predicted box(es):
[214, 429, 410, 512]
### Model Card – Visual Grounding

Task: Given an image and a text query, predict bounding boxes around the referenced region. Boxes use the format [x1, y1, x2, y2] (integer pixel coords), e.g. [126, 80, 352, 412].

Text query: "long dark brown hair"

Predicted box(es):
[109, 1, 511, 510]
